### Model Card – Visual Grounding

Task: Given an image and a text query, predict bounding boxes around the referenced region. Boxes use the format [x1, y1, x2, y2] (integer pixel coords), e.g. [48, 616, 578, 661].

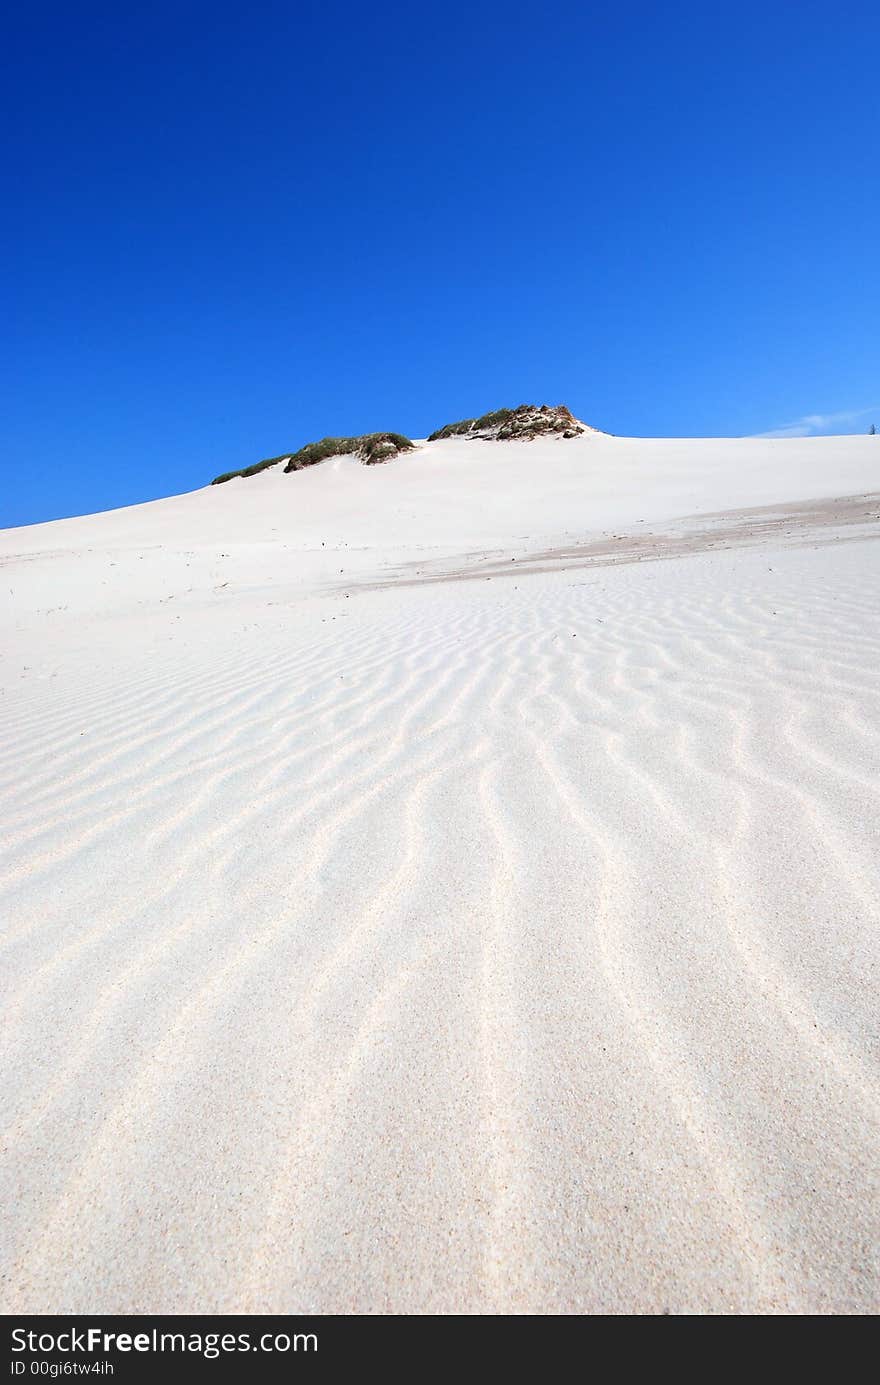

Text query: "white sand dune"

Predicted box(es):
[1, 429, 879, 1314]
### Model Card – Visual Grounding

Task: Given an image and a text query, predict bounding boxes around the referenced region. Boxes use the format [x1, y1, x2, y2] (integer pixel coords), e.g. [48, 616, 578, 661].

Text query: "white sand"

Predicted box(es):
[1, 430, 879, 1314]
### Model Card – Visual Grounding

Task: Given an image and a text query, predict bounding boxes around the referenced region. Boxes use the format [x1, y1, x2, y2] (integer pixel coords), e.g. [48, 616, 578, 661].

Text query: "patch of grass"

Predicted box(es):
[283, 433, 414, 471]
[428, 404, 584, 444]
[211, 454, 290, 485]
[427, 418, 475, 441]
[428, 408, 515, 441]
[474, 407, 516, 431]
[211, 433, 414, 484]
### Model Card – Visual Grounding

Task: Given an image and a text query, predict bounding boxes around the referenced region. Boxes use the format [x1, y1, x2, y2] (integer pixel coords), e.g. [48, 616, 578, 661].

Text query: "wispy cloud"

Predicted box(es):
[754, 406, 878, 439]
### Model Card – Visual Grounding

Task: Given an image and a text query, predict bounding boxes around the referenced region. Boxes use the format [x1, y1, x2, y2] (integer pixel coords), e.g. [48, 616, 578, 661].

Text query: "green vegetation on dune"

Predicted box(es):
[209, 404, 587, 484]
[211, 432, 414, 484]
[428, 404, 583, 442]
[211, 454, 291, 485]
[283, 432, 414, 471]
[428, 408, 515, 441]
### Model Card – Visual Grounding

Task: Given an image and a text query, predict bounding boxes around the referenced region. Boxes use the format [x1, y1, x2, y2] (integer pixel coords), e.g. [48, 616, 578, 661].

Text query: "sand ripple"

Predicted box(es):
[1, 536, 878, 1313]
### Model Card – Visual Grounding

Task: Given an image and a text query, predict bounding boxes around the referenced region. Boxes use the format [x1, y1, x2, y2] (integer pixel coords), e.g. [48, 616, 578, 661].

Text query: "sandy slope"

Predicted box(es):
[1, 432, 879, 1313]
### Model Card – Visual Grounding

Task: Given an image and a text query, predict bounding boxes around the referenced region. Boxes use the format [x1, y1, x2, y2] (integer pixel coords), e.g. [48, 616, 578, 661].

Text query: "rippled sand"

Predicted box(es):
[1, 432, 878, 1313]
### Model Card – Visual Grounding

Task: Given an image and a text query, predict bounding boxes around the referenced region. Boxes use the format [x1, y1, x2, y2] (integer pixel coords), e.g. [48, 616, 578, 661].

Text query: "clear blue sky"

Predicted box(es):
[2, 1, 878, 527]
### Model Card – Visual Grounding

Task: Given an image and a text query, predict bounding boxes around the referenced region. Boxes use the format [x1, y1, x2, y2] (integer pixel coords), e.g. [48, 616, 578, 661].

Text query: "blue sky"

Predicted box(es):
[2, 1, 878, 526]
